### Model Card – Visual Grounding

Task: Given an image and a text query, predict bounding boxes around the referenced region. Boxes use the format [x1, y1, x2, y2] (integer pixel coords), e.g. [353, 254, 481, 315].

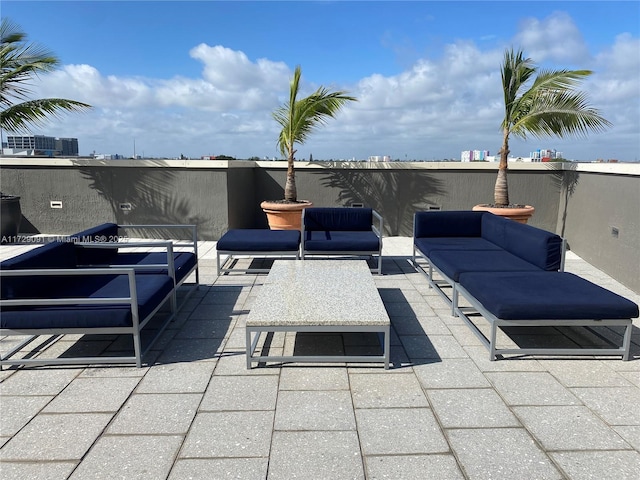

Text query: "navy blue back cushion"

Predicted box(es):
[481, 214, 562, 271]
[0, 242, 77, 299]
[217, 229, 301, 252]
[71, 223, 119, 264]
[304, 208, 373, 231]
[414, 211, 485, 238]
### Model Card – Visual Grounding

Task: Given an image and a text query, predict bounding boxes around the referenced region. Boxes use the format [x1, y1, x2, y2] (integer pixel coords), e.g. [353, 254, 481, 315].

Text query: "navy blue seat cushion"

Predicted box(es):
[1, 242, 78, 299]
[71, 223, 120, 265]
[481, 214, 562, 271]
[414, 211, 485, 238]
[304, 230, 381, 252]
[414, 237, 501, 257]
[109, 252, 197, 283]
[1, 273, 174, 329]
[304, 207, 373, 231]
[217, 229, 301, 252]
[458, 271, 639, 320]
[429, 250, 540, 282]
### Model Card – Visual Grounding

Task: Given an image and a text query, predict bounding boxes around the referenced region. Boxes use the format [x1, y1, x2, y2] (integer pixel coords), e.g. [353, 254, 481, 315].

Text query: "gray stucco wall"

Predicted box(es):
[1, 159, 638, 292]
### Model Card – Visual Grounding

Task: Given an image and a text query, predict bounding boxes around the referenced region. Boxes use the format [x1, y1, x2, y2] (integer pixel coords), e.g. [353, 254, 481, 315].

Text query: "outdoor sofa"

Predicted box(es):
[0, 222, 199, 368]
[413, 210, 638, 360]
[301, 207, 384, 274]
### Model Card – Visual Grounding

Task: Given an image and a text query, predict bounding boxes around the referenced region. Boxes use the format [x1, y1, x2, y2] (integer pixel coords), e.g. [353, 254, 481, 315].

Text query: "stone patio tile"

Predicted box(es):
[0, 396, 52, 436]
[188, 303, 238, 320]
[428, 389, 520, 428]
[349, 373, 428, 408]
[174, 319, 233, 339]
[514, 405, 632, 450]
[550, 450, 640, 480]
[355, 408, 448, 455]
[168, 458, 268, 480]
[613, 426, 640, 451]
[0, 368, 79, 396]
[155, 338, 222, 363]
[136, 361, 215, 393]
[79, 365, 149, 378]
[107, 393, 200, 434]
[274, 390, 356, 430]
[619, 370, 640, 387]
[69, 435, 183, 480]
[180, 411, 273, 458]
[571, 387, 640, 425]
[447, 428, 562, 480]
[463, 346, 546, 372]
[200, 375, 278, 410]
[279, 367, 349, 390]
[365, 454, 464, 480]
[268, 431, 364, 480]
[0, 413, 112, 461]
[43, 376, 140, 413]
[0, 461, 77, 480]
[538, 359, 634, 387]
[213, 348, 281, 375]
[414, 358, 490, 389]
[485, 371, 581, 406]
[447, 324, 485, 346]
[400, 334, 467, 359]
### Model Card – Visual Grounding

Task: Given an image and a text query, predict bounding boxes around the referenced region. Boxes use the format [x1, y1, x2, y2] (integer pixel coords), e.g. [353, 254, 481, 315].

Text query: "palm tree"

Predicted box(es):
[273, 65, 356, 202]
[1, 18, 91, 137]
[494, 47, 610, 206]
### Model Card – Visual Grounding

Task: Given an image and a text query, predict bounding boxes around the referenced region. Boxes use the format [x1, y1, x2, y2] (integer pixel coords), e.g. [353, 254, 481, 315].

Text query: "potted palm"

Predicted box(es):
[1, 18, 91, 241]
[261, 65, 357, 229]
[473, 47, 610, 223]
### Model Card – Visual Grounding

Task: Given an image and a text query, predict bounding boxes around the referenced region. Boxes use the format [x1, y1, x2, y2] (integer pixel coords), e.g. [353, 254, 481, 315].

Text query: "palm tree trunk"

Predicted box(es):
[494, 130, 510, 206]
[284, 151, 297, 202]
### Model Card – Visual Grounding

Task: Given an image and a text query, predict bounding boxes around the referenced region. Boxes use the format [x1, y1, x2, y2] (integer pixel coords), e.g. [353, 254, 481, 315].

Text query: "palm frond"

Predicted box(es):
[1, 98, 91, 133]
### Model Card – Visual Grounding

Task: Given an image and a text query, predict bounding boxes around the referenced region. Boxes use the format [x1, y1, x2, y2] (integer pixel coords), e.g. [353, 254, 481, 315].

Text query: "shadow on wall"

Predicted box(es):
[319, 162, 446, 236]
[549, 162, 580, 240]
[74, 159, 211, 240]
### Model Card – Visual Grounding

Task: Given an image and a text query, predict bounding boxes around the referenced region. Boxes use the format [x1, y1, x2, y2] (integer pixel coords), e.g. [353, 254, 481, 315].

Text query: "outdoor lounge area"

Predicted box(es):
[0, 234, 639, 479]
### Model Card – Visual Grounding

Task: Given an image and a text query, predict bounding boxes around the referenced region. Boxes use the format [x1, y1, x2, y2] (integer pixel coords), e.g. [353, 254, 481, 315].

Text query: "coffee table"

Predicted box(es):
[246, 260, 390, 369]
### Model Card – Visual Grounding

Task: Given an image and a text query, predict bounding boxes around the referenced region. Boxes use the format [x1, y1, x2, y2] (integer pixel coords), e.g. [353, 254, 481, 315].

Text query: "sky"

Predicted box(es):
[2, 0, 639, 161]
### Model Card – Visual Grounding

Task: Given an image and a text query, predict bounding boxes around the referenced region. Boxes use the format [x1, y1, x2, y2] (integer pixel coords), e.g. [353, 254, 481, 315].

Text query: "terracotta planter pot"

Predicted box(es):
[472, 204, 535, 224]
[261, 200, 313, 230]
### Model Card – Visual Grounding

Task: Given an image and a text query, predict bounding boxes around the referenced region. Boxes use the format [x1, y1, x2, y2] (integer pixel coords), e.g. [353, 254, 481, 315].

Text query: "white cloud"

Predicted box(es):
[24, 14, 639, 161]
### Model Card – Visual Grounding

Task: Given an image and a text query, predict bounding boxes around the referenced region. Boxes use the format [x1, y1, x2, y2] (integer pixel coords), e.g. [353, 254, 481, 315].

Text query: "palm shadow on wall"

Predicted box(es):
[318, 162, 446, 236]
[74, 159, 210, 239]
[549, 162, 579, 239]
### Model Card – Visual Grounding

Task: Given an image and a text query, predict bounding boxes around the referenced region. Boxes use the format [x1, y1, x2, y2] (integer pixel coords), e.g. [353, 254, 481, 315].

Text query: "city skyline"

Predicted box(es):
[3, 1, 639, 161]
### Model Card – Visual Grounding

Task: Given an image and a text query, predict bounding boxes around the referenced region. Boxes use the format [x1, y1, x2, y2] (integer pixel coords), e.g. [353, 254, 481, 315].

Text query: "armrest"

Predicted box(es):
[372, 210, 384, 238]
[0, 268, 137, 307]
[118, 224, 198, 256]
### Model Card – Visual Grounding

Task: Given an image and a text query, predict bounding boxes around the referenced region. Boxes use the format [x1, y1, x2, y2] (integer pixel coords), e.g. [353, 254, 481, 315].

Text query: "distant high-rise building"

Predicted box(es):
[530, 148, 563, 162]
[4, 135, 79, 156]
[461, 150, 490, 162]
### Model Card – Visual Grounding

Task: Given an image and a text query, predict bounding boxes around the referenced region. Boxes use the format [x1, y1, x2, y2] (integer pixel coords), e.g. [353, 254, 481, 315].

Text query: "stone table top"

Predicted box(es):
[246, 260, 390, 327]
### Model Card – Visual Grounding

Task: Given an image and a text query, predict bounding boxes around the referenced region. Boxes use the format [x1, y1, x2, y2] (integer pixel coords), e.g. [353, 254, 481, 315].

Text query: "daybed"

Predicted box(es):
[0, 240, 176, 368]
[216, 229, 301, 275]
[413, 210, 638, 360]
[301, 207, 384, 274]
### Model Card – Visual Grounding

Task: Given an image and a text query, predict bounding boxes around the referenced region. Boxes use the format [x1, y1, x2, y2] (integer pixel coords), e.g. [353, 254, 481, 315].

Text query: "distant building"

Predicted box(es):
[530, 148, 563, 162]
[4, 135, 79, 157]
[461, 150, 490, 162]
[368, 155, 391, 162]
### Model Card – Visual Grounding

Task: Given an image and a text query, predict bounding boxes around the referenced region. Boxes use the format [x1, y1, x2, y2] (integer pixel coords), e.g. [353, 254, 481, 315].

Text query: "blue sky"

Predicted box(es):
[3, 1, 639, 160]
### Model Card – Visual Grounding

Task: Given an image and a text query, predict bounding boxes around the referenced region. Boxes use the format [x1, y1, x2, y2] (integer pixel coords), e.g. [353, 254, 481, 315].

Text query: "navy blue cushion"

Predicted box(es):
[72, 223, 120, 265]
[304, 230, 380, 252]
[481, 214, 562, 271]
[217, 229, 301, 252]
[414, 237, 501, 257]
[414, 211, 485, 238]
[1, 273, 174, 329]
[1, 242, 78, 299]
[458, 271, 639, 320]
[109, 252, 197, 283]
[304, 208, 373, 231]
[429, 250, 540, 282]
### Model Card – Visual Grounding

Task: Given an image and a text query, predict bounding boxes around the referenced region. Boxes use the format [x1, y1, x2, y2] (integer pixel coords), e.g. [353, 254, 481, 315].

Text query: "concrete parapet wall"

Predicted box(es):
[1, 158, 638, 292]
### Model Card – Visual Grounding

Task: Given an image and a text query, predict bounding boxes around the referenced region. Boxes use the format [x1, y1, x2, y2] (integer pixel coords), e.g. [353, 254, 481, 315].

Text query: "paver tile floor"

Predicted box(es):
[1, 237, 639, 479]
